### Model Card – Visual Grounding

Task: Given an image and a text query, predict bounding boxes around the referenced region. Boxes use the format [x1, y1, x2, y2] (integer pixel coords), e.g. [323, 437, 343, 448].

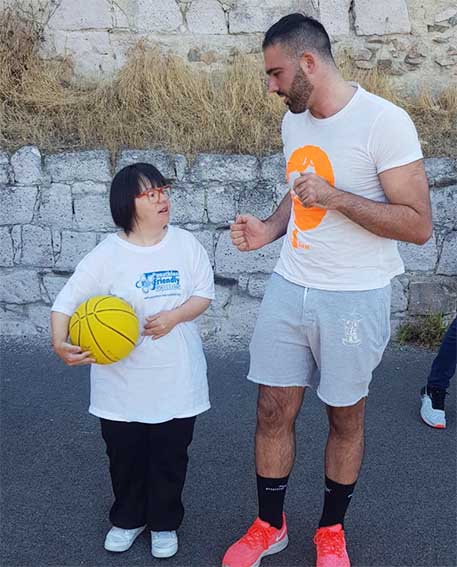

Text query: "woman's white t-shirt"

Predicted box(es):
[52, 226, 215, 424]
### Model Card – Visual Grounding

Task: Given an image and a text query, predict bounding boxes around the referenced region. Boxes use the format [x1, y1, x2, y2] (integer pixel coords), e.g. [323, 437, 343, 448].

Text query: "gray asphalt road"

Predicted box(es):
[1, 339, 456, 567]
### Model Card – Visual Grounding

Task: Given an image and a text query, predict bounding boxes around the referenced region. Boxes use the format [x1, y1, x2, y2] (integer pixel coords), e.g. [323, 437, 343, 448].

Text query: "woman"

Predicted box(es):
[51, 163, 214, 558]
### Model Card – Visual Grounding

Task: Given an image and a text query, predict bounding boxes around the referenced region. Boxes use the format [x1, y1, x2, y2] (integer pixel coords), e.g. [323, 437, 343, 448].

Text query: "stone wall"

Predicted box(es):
[0, 146, 456, 348]
[3, 0, 456, 92]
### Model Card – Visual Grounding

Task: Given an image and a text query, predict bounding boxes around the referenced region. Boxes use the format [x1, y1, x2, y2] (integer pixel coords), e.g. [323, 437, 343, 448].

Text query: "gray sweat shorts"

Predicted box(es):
[247, 273, 391, 407]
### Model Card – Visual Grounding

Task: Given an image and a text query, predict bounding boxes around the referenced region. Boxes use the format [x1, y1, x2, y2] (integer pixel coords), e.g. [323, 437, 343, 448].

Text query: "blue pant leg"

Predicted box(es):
[428, 317, 457, 390]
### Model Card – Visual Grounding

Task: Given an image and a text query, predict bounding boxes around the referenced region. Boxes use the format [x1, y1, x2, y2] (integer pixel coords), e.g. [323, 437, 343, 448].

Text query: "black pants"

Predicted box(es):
[428, 317, 457, 390]
[100, 416, 196, 531]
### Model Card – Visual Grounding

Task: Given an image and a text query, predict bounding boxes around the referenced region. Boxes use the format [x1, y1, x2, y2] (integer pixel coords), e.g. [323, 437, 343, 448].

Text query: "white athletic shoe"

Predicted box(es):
[151, 530, 178, 558]
[420, 386, 447, 429]
[104, 525, 146, 552]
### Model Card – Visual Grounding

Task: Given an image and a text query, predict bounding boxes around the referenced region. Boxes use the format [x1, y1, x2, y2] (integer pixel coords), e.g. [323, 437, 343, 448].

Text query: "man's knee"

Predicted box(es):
[256, 386, 303, 435]
[327, 398, 366, 440]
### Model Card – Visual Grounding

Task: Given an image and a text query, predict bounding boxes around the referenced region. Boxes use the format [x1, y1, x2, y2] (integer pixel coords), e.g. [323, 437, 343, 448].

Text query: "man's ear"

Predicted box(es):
[299, 52, 317, 75]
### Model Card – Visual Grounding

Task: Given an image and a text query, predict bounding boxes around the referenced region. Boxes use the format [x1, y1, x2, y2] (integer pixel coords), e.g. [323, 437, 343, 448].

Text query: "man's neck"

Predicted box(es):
[308, 78, 357, 120]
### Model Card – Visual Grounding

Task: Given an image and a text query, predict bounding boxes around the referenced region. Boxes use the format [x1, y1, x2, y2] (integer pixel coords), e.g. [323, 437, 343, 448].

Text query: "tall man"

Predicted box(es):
[222, 13, 432, 567]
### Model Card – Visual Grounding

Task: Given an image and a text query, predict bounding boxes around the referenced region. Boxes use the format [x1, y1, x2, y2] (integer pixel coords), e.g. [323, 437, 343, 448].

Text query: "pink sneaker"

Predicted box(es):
[222, 514, 288, 567]
[313, 524, 350, 567]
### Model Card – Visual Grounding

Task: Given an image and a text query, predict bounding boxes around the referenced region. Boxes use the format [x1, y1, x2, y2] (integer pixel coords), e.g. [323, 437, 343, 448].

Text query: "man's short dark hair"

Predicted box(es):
[110, 163, 167, 233]
[263, 13, 334, 62]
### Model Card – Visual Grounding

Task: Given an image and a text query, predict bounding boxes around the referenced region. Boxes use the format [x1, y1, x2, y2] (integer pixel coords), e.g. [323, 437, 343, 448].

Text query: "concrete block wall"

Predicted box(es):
[0, 146, 456, 348]
[1, 0, 455, 92]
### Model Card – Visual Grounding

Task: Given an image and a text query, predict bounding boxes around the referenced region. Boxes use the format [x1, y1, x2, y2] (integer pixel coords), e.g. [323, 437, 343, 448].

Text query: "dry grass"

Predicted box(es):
[397, 313, 448, 349]
[0, 4, 455, 157]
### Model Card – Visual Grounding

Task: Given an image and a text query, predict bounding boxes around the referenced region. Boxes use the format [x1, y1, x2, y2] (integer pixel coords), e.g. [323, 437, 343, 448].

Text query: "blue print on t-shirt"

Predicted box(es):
[135, 270, 181, 298]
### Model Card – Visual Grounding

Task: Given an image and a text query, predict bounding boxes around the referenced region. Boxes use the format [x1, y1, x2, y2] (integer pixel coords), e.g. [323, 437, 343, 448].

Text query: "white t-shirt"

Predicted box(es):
[274, 85, 423, 291]
[52, 226, 215, 424]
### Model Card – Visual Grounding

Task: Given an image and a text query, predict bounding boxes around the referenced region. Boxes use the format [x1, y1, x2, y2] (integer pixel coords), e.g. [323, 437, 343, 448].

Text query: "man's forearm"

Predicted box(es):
[331, 190, 432, 244]
[264, 192, 291, 243]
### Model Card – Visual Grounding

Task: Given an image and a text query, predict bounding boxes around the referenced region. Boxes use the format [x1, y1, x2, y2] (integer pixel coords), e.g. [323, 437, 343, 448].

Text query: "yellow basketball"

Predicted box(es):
[69, 295, 139, 365]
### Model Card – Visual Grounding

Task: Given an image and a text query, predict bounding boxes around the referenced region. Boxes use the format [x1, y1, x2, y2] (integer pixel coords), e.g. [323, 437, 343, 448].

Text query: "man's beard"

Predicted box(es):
[284, 67, 313, 113]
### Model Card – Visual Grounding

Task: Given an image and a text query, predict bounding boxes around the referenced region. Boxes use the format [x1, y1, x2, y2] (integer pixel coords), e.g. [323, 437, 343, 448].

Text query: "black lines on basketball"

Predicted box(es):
[93, 313, 137, 347]
[84, 300, 116, 363]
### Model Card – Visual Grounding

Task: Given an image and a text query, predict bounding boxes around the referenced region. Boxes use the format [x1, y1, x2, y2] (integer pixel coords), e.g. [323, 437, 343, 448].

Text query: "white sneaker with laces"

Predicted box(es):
[420, 386, 447, 429]
[151, 530, 178, 558]
[104, 525, 146, 552]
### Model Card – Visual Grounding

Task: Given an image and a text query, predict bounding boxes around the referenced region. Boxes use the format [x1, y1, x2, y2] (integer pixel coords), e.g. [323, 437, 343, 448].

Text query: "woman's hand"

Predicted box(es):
[143, 310, 179, 339]
[53, 341, 95, 366]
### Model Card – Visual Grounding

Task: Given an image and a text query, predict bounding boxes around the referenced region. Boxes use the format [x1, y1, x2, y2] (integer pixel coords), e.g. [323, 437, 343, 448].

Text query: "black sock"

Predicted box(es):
[319, 476, 357, 528]
[257, 474, 289, 529]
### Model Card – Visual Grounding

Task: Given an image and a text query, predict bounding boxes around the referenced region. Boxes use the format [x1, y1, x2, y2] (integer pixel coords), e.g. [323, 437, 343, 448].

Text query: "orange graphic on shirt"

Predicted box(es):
[286, 145, 335, 249]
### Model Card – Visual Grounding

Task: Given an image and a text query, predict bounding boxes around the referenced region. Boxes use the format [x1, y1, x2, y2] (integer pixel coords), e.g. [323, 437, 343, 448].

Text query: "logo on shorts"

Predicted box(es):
[341, 314, 362, 346]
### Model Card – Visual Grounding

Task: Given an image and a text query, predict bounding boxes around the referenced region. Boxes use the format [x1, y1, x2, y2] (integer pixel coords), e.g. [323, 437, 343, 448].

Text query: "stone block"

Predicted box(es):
[238, 183, 275, 220]
[37, 184, 73, 228]
[0, 228, 14, 267]
[170, 182, 206, 224]
[42, 274, 70, 303]
[0, 151, 10, 184]
[435, 56, 457, 68]
[45, 150, 111, 183]
[247, 274, 270, 298]
[0, 186, 38, 226]
[431, 186, 457, 229]
[175, 155, 188, 180]
[21, 225, 54, 267]
[191, 154, 258, 182]
[206, 183, 237, 223]
[135, 0, 182, 33]
[192, 229, 215, 265]
[27, 303, 51, 332]
[116, 149, 176, 179]
[260, 153, 286, 183]
[74, 194, 115, 231]
[352, 47, 373, 61]
[398, 236, 438, 271]
[391, 276, 408, 313]
[11, 146, 43, 185]
[435, 8, 457, 23]
[424, 158, 457, 187]
[409, 281, 457, 315]
[223, 293, 261, 347]
[55, 231, 97, 271]
[187, 0, 227, 34]
[215, 230, 283, 276]
[0, 269, 42, 303]
[354, 0, 411, 35]
[72, 181, 108, 194]
[197, 283, 232, 341]
[319, 0, 351, 36]
[390, 317, 404, 338]
[44, 29, 126, 78]
[110, 0, 131, 28]
[48, 0, 113, 30]
[229, 0, 317, 33]
[274, 182, 290, 203]
[0, 306, 37, 336]
[437, 232, 457, 275]
[11, 226, 21, 263]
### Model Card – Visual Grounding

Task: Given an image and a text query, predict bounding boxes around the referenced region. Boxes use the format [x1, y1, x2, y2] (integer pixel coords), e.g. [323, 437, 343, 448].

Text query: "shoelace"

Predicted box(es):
[314, 529, 345, 557]
[243, 521, 272, 550]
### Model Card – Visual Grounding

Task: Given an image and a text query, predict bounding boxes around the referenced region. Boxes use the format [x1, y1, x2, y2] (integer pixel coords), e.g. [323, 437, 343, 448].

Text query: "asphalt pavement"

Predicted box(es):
[1, 338, 456, 566]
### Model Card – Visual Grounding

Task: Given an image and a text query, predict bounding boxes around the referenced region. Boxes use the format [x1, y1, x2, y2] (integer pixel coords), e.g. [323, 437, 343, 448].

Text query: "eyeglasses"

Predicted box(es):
[136, 185, 172, 204]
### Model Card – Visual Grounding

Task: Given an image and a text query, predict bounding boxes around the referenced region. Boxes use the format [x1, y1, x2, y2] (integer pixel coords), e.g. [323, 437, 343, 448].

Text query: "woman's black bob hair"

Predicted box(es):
[110, 163, 168, 233]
